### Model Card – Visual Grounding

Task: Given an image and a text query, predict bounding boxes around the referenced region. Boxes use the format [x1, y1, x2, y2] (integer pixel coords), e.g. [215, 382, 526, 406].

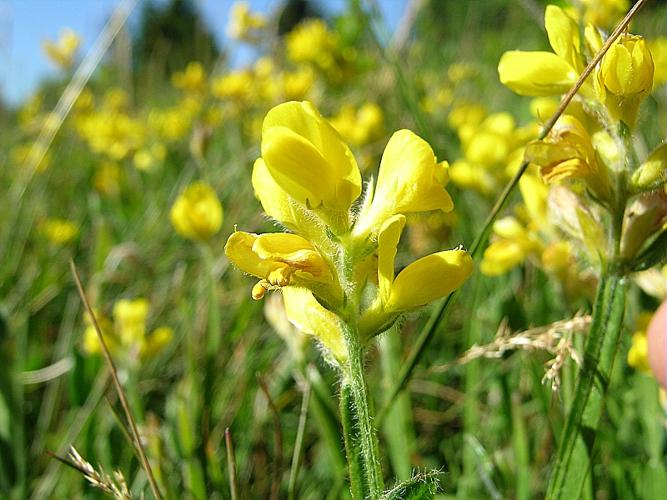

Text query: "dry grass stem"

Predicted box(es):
[428, 315, 591, 389]
[70, 260, 162, 499]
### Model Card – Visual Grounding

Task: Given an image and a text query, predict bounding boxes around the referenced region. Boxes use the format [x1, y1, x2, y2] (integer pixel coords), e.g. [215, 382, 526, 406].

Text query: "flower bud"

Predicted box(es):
[170, 182, 223, 241]
[596, 34, 654, 127]
[632, 143, 667, 191]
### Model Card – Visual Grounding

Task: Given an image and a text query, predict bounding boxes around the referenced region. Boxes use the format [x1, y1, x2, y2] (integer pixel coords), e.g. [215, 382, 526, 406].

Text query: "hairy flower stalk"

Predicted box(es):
[225, 101, 472, 498]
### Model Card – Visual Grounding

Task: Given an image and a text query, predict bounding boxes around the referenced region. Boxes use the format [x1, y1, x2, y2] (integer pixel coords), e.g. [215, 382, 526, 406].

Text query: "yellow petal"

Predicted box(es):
[358, 130, 452, 235]
[480, 240, 529, 276]
[252, 158, 298, 227]
[282, 287, 347, 361]
[386, 249, 472, 311]
[377, 214, 406, 303]
[545, 5, 581, 72]
[498, 51, 577, 96]
[261, 101, 361, 212]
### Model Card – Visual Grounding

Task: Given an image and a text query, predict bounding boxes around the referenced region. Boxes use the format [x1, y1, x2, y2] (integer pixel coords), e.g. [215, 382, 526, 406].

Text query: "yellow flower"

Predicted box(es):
[260, 101, 361, 225]
[93, 161, 121, 197]
[596, 34, 654, 126]
[355, 130, 453, 237]
[286, 19, 338, 70]
[330, 103, 384, 147]
[172, 62, 207, 94]
[498, 6, 587, 97]
[378, 217, 472, 312]
[628, 312, 653, 373]
[649, 38, 667, 86]
[113, 298, 149, 346]
[141, 326, 174, 358]
[581, 0, 628, 29]
[211, 71, 254, 102]
[82, 313, 117, 356]
[39, 218, 78, 246]
[170, 182, 223, 241]
[42, 28, 80, 69]
[525, 115, 611, 202]
[224, 231, 339, 304]
[227, 1, 266, 42]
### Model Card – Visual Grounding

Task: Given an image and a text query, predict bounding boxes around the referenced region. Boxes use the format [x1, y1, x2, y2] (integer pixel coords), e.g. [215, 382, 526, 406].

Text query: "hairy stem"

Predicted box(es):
[545, 273, 626, 499]
[339, 321, 384, 499]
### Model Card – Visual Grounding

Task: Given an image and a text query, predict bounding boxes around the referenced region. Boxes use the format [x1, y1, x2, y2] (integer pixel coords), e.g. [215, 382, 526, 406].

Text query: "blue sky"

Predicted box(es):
[0, 0, 403, 106]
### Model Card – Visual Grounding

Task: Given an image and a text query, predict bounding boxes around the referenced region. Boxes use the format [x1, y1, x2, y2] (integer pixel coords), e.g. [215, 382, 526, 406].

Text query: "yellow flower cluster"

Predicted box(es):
[225, 101, 472, 363]
[83, 298, 173, 361]
[448, 106, 535, 195]
[329, 102, 384, 148]
[286, 19, 356, 83]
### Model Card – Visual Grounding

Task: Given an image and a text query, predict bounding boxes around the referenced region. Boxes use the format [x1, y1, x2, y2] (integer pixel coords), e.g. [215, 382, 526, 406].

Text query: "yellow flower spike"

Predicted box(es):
[356, 130, 453, 236]
[261, 101, 361, 219]
[224, 231, 338, 303]
[113, 298, 149, 346]
[596, 34, 654, 127]
[525, 115, 611, 202]
[282, 287, 347, 362]
[385, 248, 472, 312]
[170, 182, 223, 242]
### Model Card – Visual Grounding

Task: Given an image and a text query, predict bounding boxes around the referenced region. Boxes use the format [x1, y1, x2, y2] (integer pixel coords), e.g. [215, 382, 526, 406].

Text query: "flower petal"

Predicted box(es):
[498, 51, 577, 96]
[386, 249, 472, 311]
[282, 286, 347, 361]
[377, 214, 406, 303]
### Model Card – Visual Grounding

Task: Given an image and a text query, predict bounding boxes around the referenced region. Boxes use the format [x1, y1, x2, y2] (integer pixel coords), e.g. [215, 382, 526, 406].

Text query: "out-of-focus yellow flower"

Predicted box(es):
[83, 300, 172, 360]
[286, 19, 338, 69]
[581, 0, 628, 30]
[227, 1, 266, 42]
[170, 182, 223, 241]
[330, 103, 384, 147]
[525, 115, 611, 202]
[649, 38, 667, 86]
[93, 161, 121, 196]
[172, 62, 207, 94]
[114, 298, 149, 346]
[481, 216, 542, 275]
[448, 103, 486, 130]
[134, 143, 166, 172]
[596, 34, 654, 127]
[211, 70, 254, 102]
[42, 28, 80, 69]
[499, 6, 589, 97]
[39, 218, 78, 246]
[628, 312, 654, 373]
[282, 66, 315, 101]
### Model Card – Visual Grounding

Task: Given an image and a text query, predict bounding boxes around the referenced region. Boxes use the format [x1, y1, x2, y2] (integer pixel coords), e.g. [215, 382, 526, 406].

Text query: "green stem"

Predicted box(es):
[545, 273, 626, 499]
[339, 321, 384, 499]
